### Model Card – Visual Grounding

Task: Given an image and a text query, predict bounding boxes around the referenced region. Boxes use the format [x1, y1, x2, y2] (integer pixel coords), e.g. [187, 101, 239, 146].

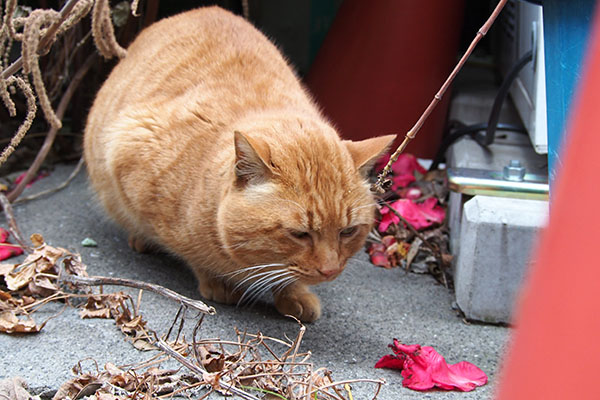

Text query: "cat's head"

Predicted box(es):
[218, 117, 395, 289]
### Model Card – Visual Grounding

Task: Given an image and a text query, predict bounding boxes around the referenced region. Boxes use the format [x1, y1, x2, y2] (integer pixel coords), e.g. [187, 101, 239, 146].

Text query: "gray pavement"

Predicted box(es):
[0, 163, 509, 399]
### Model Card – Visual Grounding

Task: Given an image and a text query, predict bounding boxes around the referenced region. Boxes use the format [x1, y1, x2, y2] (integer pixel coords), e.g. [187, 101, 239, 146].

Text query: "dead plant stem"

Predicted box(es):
[372, 0, 508, 192]
[0, 193, 31, 251]
[154, 337, 261, 400]
[14, 157, 84, 204]
[60, 274, 216, 315]
[0, 0, 81, 80]
[8, 54, 95, 202]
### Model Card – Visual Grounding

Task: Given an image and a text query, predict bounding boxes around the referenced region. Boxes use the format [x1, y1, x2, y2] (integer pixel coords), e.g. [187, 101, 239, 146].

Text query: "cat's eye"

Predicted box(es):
[289, 229, 311, 240]
[340, 226, 358, 238]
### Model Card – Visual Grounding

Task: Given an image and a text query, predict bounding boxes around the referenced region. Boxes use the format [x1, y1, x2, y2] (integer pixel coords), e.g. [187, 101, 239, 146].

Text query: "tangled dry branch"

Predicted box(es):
[0, 0, 132, 175]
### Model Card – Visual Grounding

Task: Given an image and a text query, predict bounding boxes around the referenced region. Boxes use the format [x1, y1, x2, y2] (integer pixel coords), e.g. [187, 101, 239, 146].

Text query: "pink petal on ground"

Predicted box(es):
[0, 227, 23, 261]
[378, 199, 445, 232]
[375, 354, 405, 369]
[377, 205, 399, 232]
[391, 154, 427, 176]
[376, 339, 488, 392]
[0, 244, 23, 261]
[391, 173, 416, 189]
[369, 251, 391, 269]
[0, 227, 9, 242]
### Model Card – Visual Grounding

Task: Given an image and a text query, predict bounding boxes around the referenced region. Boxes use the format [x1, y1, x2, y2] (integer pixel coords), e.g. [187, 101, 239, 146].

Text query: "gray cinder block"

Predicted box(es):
[454, 195, 548, 323]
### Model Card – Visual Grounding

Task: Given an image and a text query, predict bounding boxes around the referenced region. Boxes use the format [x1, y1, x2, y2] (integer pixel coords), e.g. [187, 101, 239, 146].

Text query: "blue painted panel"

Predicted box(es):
[542, 0, 596, 183]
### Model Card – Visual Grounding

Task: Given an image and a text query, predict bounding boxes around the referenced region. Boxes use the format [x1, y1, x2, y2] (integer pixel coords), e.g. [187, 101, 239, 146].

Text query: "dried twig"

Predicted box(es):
[61, 274, 216, 315]
[7, 54, 95, 202]
[155, 337, 261, 400]
[14, 157, 84, 204]
[0, 0, 81, 80]
[372, 0, 508, 192]
[0, 192, 31, 251]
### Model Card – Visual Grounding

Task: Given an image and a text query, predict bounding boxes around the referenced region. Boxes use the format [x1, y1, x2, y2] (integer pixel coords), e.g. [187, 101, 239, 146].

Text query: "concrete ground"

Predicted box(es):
[0, 163, 510, 399]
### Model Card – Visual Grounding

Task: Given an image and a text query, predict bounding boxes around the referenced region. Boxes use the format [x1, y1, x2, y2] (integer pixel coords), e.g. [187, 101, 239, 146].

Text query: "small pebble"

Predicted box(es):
[81, 237, 98, 247]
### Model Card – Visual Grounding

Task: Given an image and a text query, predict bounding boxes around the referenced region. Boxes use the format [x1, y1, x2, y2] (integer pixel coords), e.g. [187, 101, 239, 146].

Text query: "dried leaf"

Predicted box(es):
[0, 377, 39, 400]
[0, 310, 39, 333]
[132, 338, 156, 351]
[53, 374, 102, 400]
[406, 238, 422, 271]
[27, 276, 59, 297]
[0, 263, 14, 276]
[198, 345, 226, 372]
[30, 233, 44, 247]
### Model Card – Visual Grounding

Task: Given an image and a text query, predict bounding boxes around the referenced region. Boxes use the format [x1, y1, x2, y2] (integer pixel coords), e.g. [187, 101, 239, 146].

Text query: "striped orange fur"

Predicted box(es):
[84, 6, 394, 322]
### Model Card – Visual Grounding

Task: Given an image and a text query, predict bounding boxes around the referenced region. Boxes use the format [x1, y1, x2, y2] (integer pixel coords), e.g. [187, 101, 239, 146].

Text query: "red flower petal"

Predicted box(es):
[369, 251, 391, 268]
[379, 199, 445, 232]
[0, 227, 9, 242]
[391, 173, 416, 189]
[0, 244, 23, 261]
[0, 227, 23, 261]
[375, 354, 405, 369]
[375, 340, 488, 392]
[391, 154, 426, 176]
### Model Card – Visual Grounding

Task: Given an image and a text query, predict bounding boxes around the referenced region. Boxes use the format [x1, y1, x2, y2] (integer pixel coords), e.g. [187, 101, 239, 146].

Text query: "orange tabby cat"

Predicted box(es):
[84, 6, 394, 322]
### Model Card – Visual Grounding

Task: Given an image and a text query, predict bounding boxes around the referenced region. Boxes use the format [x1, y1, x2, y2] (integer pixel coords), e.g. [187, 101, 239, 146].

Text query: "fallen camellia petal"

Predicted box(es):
[375, 339, 487, 392]
[0, 228, 23, 261]
[378, 198, 445, 232]
[375, 153, 426, 176]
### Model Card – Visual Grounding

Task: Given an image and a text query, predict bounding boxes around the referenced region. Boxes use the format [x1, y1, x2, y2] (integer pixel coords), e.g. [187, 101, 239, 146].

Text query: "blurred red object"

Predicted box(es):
[496, 5, 600, 400]
[305, 0, 465, 159]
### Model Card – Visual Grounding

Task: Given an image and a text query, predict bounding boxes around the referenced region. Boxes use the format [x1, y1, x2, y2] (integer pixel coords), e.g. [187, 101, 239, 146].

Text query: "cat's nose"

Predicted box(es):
[318, 266, 339, 279]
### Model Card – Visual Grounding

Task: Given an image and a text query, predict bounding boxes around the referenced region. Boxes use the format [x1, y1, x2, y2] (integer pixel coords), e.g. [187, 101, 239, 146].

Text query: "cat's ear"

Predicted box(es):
[234, 131, 272, 185]
[344, 134, 396, 177]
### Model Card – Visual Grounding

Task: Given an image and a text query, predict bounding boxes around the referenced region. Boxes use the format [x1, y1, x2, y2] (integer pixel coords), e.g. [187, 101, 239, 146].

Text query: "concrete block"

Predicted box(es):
[454, 195, 548, 323]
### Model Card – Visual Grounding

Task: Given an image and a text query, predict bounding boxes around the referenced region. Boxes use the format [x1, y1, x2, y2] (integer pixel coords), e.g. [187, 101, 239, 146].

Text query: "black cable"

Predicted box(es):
[429, 49, 534, 170]
[478, 49, 533, 146]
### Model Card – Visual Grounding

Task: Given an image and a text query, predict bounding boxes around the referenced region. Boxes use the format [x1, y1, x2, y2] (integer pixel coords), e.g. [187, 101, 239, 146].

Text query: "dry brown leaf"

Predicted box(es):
[132, 338, 156, 351]
[0, 289, 12, 301]
[27, 276, 59, 297]
[63, 253, 88, 277]
[52, 373, 102, 400]
[30, 233, 44, 247]
[0, 377, 39, 400]
[0, 310, 39, 333]
[198, 345, 226, 372]
[5, 261, 37, 291]
[80, 307, 112, 319]
[0, 263, 14, 276]
[406, 237, 422, 271]
[79, 294, 126, 320]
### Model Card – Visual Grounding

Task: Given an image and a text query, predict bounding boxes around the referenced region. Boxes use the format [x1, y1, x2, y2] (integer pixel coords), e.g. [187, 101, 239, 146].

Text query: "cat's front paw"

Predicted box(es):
[274, 285, 321, 322]
[197, 275, 241, 305]
[128, 234, 153, 253]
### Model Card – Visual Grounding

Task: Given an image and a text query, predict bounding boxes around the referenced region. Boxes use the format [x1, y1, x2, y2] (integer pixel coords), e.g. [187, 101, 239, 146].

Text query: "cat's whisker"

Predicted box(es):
[238, 270, 293, 306]
[252, 271, 296, 301]
[349, 203, 377, 215]
[272, 275, 298, 296]
[244, 272, 297, 307]
[222, 263, 286, 279]
[220, 242, 249, 250]
[232, 269, 283, 293]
